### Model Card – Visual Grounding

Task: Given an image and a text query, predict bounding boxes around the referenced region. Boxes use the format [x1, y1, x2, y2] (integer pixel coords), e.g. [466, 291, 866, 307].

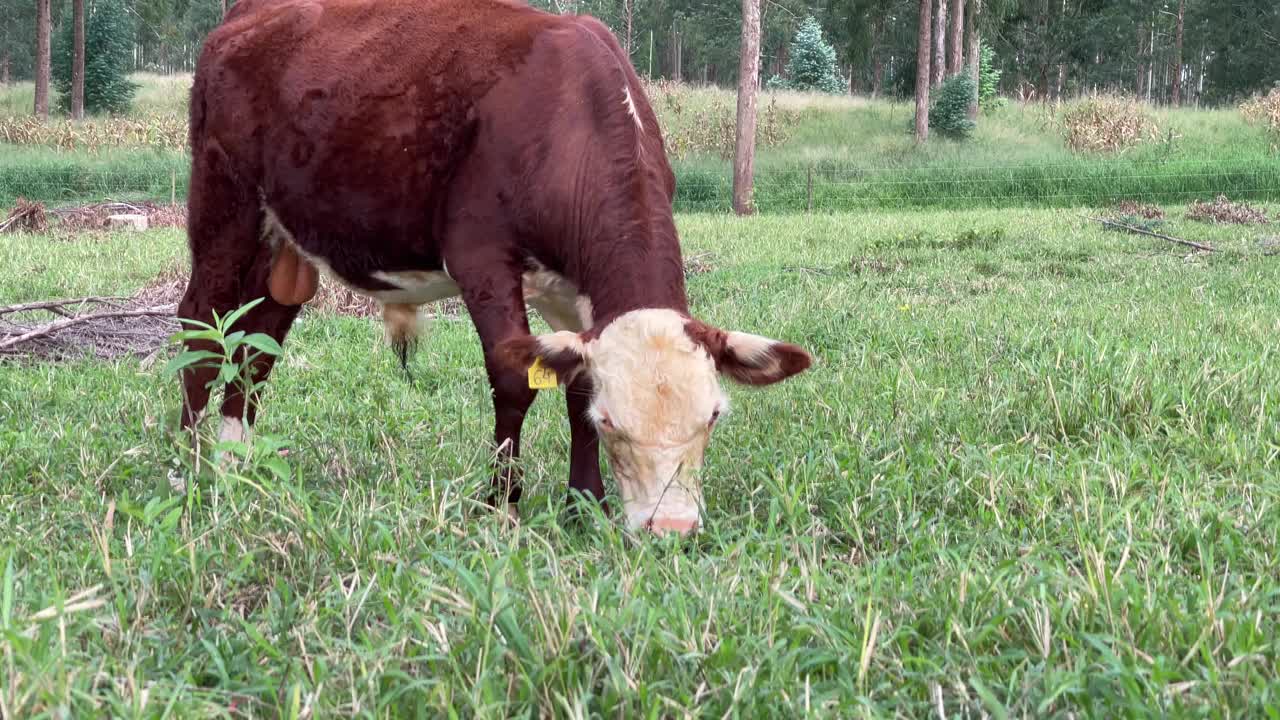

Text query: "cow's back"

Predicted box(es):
[189, 0, 561, 272]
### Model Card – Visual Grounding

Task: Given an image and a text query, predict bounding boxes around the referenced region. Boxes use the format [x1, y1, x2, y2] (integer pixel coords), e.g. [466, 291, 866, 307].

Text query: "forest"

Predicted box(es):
[2, 0, 1278, 107]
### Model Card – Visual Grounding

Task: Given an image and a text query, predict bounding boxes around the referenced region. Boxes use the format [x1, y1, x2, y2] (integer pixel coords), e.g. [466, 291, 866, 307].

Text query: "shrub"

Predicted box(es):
[928, 73, 977, 139]
[1059, 94, 1158, 154]
[52, 0, 138, 115]
[777, 16, 844, 95]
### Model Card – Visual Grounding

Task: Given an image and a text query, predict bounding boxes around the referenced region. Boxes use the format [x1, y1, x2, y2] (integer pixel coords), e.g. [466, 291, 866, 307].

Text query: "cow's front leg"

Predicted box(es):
[565, 375, 607, 516]
[447, 260, 538, 516]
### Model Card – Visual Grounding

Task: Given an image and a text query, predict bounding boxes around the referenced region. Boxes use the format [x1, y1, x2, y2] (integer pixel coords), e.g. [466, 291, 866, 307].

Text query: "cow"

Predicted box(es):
[177, 0, 813, 536]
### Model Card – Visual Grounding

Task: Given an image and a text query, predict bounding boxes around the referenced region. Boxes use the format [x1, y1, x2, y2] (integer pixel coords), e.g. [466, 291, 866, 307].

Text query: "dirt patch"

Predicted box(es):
[1185, 195, 1271, 225]
[683, 251, 717, 276]
[1111, 200, 1164, 220]
[850, 257, 908, 275]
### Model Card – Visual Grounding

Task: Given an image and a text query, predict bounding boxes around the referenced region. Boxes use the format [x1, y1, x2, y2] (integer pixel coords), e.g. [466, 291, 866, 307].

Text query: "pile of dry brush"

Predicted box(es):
[1, 198, 187, 235]
[641, 79, 799, 161]
[1185, 195, 1272, 225]
[1058, 94, 1161, 154]
[1240, 88, 1280, 148]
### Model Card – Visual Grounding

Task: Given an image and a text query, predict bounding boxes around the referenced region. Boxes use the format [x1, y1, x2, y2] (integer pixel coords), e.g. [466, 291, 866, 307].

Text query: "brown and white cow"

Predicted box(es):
[178, 0, 812, 535]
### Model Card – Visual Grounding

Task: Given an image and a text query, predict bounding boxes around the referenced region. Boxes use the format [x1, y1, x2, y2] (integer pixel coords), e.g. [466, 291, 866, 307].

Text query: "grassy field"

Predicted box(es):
[2, 205, 1279, 716]
[4, 75, 1279, 211]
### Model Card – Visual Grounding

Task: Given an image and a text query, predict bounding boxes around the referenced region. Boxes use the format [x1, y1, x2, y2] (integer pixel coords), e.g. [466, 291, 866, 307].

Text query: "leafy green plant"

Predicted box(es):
[52, 0, 138, 115]
[978, 43, 1004, 110]
[928, 73, 978, 140]
[164, 297, 283, 462]
[776, 16, 845, 94]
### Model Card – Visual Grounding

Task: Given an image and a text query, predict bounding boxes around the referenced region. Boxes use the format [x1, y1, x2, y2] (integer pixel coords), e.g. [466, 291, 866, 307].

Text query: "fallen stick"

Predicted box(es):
[1088, 216, 1216, 253]
[0, 305, 176, 352]
[0, 296, 130, 317]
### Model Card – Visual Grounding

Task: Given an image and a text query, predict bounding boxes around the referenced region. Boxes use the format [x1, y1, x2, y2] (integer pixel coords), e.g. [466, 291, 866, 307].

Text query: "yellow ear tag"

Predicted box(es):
[528, 357, 558, 390]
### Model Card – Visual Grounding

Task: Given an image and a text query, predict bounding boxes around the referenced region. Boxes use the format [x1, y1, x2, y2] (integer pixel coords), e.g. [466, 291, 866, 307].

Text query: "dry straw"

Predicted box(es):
[1058, 94, 1159, 154]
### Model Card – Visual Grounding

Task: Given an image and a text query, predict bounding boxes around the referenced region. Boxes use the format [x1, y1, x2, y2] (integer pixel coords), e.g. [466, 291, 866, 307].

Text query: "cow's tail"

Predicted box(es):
[382, 302, 421, 380]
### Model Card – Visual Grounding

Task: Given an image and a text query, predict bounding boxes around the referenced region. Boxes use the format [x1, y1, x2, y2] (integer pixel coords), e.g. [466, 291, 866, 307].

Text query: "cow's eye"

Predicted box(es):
[597, 410, 615, 431]
[709, 409, 721, 428]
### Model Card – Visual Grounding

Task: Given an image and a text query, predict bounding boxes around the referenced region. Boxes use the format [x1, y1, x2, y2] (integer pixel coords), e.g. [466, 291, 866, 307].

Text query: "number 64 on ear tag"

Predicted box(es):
[528, 357, 558, 390]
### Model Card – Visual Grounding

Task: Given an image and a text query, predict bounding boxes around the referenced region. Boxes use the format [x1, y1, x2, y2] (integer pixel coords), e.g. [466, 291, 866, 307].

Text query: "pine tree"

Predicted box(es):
[780, 16, 844, 94]
[53, 0, 137, 115]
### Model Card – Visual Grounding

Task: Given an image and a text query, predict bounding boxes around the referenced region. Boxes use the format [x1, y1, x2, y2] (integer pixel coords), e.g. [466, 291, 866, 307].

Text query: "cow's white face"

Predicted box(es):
[500, 309, 812, 536]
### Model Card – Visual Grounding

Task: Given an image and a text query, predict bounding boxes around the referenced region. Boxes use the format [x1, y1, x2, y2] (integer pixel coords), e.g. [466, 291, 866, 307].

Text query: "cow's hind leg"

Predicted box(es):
[178, 145, 302, 455]
[214, 251, 303, 446]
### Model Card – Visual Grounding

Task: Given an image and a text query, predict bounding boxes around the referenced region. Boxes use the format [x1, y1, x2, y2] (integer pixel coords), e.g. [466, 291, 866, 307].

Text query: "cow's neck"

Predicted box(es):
[573, 213, 689, 330]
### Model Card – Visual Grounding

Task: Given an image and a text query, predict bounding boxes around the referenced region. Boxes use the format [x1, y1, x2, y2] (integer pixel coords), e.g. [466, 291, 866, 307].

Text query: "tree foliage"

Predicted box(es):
[978, 41, 1001, 109]
[2, 0, 1275, 107]
[52, 0, 137, 114]
[773, 15, 844, 93]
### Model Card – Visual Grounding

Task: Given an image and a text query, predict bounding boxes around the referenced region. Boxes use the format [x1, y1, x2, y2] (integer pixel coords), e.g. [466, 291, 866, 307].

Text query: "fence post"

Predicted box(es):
[170, 170, 176, 206]
[807, 166, 814, 213]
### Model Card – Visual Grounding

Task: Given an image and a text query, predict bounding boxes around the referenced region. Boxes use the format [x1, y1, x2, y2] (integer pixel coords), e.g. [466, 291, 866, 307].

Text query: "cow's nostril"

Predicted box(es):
[647, 517, 699, 536]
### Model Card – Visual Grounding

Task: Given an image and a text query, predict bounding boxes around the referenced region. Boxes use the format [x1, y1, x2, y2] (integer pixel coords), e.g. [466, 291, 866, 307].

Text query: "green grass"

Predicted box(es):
[3, 206, 1280, 716]
[4, 76, 1279, 211]
[0, 145, 188, 206]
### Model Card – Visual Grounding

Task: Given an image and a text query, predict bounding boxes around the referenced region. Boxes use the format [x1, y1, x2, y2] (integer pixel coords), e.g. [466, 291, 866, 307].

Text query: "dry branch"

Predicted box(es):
[1088, 216, 1215, 252]
[0, 199, 48, 233]
[0, 297, 129, 316]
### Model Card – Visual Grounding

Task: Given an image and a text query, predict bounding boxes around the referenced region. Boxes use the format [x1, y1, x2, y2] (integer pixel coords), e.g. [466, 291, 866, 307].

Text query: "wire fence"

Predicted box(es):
[2, 159, 1279, 214]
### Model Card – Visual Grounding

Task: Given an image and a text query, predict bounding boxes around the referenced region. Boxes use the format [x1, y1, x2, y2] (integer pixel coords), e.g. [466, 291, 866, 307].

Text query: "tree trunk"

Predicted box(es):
[1135, 23, 1146, 97]
[72, 0, 85, 119]
[733, 0, 761, 216]
[676, 30, 683, 80]
[1171, 0, 1184, 106]
[870, 16, 885, 98]
[623, 0, 633, 57]
[931, 0, 946, 88]
[1, 53, 10, 85]
[947, 0, 964, 76]
[966, 0, 980, 119]
[1152, 15, 1162, 101]
[34, 0, 51, 120]
[916, 0, 932, 142]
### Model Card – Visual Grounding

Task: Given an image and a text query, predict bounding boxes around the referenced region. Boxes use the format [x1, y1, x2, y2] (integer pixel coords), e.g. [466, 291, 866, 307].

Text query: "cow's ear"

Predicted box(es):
[686, 321, 812, 386]
[495, 331, 588, 384]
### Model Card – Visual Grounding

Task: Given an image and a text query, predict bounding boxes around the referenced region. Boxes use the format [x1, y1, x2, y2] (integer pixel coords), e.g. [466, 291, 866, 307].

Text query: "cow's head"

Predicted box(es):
[499, 309, 811, 536]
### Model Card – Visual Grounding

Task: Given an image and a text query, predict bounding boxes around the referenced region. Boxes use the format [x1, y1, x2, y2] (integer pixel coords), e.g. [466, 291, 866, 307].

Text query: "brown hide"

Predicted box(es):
[182, 0, 691, 511]
[188, 0, 685, 322]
